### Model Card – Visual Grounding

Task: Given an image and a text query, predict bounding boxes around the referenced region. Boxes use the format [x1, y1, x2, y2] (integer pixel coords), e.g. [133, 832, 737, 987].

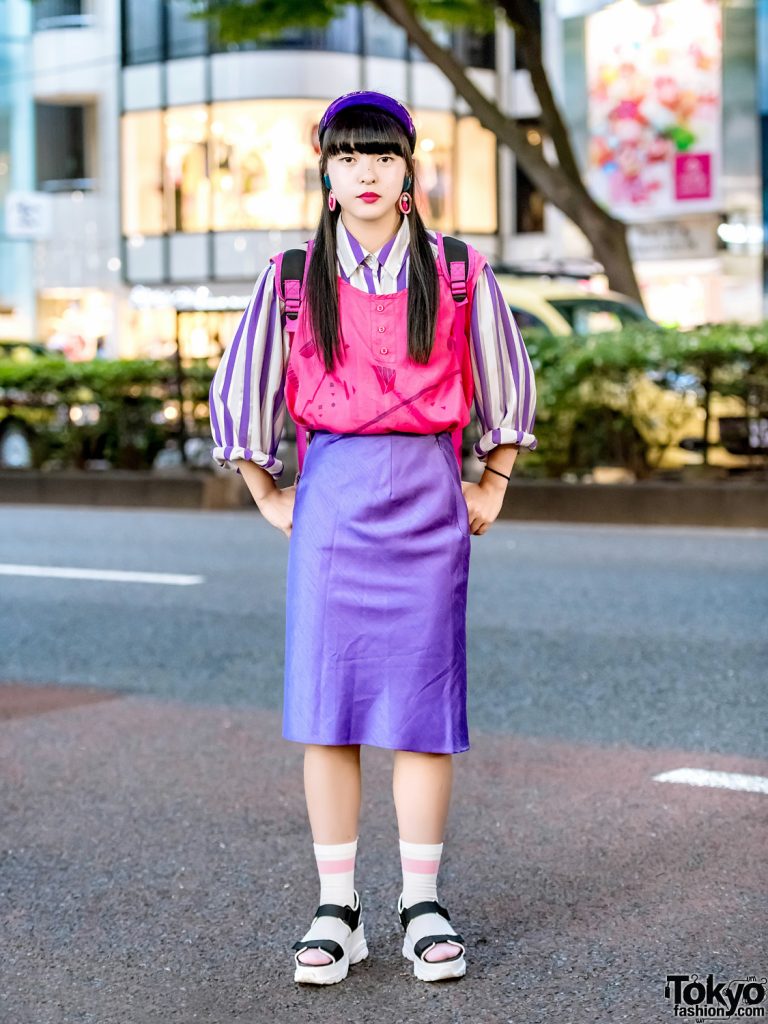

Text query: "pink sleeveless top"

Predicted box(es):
[271, 234, 487, 466]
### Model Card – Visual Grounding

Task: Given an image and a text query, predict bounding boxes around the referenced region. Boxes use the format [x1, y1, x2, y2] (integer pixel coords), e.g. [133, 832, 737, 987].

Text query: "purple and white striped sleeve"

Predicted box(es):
[209, 261, 290, 478]
[468, 264, 538, 460]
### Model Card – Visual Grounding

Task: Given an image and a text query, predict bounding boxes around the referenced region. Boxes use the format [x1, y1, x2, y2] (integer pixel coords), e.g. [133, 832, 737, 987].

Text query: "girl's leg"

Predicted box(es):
[393, 750, 463, 963]
[304, 742, 361, 842]
[393, 750, 452, 842]
[296, 743, 362, 967]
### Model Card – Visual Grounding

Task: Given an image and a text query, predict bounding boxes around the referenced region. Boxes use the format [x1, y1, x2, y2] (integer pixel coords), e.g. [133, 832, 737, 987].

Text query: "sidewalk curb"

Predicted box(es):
[1, 470, 766, 528]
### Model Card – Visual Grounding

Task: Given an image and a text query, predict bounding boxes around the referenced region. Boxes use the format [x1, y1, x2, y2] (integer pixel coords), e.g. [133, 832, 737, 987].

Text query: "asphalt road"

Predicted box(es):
[1, 506, 766, 1023]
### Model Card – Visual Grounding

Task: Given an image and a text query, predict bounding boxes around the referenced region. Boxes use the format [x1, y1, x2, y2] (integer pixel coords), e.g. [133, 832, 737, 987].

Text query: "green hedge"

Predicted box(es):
[520, 322, 768, 477]
[2, 324, 767, 474]
[0, 357, 212, 470]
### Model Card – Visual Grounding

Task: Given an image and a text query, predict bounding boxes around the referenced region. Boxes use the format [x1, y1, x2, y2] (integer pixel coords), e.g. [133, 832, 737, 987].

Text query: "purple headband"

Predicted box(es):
[318, 91, 417, 152]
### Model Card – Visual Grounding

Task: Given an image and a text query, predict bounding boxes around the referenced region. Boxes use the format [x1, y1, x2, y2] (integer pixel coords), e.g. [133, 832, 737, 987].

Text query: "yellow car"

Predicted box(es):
[492, 274, 766, 473]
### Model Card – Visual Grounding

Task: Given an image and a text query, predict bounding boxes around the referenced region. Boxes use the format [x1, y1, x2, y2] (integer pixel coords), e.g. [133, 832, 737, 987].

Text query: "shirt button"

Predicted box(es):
[377, 325, 386, 333]
[380, 346, 388, 354]
[376, 304, 384, 311]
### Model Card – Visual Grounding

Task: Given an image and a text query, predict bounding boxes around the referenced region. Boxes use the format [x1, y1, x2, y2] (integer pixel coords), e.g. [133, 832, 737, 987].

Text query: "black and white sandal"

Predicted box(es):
[397, 893, 467, 982]
[291, 888, 368, 985]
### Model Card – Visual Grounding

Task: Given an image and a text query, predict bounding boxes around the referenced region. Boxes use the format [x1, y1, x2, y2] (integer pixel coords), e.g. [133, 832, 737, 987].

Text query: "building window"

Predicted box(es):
[454, 27, 495, 71]
[515, 119, 545, 233]
[409, 18, 452, 62]
[207, 7, 360, 56]
[35, 103, 94, 192]
[32, 0, 89, 31]
[209, 100, 325, 231]
[164, 105, 211, 232]
[167, 0, 210, 59]
[456, 116, 497, 233]
[122, 0, 163, 65]
[412, 109, 453, 231]
[363, 4, 407, 58]
[121, 99, 496, 237]
[122, 110, 164, 235]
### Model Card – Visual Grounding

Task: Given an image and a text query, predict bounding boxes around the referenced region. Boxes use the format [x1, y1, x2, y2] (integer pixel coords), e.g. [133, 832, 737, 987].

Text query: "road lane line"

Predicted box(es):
[653, 768, 768, 794]
[0, 564, 204, 586]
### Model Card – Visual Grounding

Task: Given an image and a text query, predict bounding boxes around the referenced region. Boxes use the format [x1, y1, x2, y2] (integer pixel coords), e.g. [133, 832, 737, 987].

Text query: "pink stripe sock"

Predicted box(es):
[314, 837, 358, 908]
[399, 838, 443, 906]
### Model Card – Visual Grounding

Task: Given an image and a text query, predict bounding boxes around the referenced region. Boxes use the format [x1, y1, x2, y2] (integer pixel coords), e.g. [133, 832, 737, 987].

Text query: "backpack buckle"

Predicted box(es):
[448, 260, 467, 303]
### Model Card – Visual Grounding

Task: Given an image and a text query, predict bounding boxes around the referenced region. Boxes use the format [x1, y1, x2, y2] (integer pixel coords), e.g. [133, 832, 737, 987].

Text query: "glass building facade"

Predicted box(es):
[759, 0, 768, 313]
[0, 0, 35, 340]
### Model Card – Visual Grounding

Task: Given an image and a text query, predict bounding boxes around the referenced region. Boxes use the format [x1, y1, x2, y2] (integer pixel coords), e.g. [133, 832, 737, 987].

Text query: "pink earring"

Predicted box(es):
[398, 192, 412, 215]
[328, 191, 337, 212]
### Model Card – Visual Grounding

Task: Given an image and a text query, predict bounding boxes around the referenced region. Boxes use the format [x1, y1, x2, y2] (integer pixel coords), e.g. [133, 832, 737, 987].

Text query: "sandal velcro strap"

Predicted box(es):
[398, 899, 452, 930]
[314, 901, 360, 930]
[291, 938, 344, 962]
[413, 933, 465, 961]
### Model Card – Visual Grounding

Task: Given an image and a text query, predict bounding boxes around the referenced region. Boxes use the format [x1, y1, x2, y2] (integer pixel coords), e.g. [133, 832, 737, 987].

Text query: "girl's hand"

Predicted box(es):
[460, 477, 507, 536]
[256, 484, 296, 538]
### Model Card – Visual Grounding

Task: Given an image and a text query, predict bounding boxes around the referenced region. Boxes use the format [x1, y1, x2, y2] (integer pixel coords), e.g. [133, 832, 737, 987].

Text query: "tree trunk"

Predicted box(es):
[376, 0, 645, 306]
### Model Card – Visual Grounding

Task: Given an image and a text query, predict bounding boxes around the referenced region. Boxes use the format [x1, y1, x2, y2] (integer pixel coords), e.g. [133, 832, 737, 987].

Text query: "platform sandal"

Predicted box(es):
[291, 888, 368, 985]
[397, 893, 467, 982]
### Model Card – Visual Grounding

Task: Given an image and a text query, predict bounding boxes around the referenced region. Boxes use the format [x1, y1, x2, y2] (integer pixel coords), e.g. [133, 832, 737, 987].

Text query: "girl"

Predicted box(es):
[209, 91, 538, 986]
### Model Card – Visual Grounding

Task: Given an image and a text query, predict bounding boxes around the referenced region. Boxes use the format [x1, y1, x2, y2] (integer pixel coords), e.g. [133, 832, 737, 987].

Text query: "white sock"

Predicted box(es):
[399, 838, 463, 963]
[296, 837, 358, 967]
[316, 837, 357, 907]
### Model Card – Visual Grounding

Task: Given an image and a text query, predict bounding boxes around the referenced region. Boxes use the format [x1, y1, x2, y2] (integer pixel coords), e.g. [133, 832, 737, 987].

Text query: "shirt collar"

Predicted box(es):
[336, 215, 410, 281]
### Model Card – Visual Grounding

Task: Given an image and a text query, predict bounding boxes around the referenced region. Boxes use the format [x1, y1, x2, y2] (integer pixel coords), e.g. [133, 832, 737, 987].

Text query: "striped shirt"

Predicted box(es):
[209, 216, 538, 478]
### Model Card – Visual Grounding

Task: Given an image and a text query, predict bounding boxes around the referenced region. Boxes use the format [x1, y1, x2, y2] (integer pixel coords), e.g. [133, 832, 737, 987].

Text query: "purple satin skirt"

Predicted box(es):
[283, 429, 471, 754]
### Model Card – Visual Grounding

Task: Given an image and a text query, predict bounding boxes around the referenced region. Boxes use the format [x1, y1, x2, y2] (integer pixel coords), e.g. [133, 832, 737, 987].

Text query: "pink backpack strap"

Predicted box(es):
[270, 241, 314, 479]
[434, 232, 488, 469]
[269, 240, 313, 336]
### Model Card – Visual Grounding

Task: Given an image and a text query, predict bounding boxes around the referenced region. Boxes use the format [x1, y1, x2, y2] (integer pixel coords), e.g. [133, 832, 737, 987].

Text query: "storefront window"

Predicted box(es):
[122, 99, 496, 238]
[209, 99, 325, 231]
[124, 305, 243, 361]
[122, 110, 164, 236]
[164, 105, 211, 232]
[456, 116, 497, 234]
[412, 109, 453, 232]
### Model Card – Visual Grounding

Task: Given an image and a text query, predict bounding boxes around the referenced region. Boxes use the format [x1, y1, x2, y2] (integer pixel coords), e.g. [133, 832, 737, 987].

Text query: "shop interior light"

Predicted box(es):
[716, 222, 763, 246]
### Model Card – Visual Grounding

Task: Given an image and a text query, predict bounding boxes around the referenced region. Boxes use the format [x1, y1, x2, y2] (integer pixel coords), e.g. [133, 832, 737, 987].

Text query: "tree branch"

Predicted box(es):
[494, 0, 583, 184]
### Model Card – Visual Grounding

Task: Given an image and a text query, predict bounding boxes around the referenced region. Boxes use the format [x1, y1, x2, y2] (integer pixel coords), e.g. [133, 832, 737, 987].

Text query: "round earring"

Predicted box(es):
[398, 192, 411, 215]
[328, 191, 337, 212]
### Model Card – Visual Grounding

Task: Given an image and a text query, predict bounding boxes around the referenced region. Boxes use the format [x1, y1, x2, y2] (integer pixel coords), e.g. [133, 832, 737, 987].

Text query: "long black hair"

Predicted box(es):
[306, 105, 439, 373]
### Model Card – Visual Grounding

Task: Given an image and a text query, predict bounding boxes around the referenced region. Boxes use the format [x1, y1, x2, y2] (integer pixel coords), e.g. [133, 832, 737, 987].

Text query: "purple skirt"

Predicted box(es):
[283, 429, 471, 754]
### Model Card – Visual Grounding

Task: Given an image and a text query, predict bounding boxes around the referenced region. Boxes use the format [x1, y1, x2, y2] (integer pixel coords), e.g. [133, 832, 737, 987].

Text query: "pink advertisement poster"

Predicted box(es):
[586, 0, 721, 221]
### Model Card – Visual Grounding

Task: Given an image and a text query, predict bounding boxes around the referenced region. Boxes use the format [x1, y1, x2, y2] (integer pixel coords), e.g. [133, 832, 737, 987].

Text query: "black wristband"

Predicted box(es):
[484, 465, 511, 482]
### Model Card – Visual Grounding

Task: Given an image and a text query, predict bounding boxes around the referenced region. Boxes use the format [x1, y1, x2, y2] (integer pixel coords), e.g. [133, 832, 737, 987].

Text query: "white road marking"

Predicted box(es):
[0, 564, 204, 586]
[653, 767, 768, 795]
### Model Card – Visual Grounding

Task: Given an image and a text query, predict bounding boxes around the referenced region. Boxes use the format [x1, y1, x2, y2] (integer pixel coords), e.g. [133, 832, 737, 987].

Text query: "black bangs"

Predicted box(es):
[322, 107, 409, 158]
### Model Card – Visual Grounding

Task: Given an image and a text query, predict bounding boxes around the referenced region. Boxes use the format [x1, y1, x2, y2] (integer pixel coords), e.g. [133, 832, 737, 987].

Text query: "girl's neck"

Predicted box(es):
[340, 210, 403, 256]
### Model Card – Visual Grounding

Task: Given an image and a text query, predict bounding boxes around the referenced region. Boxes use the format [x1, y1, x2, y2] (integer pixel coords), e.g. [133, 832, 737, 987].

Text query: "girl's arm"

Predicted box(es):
[468, 263, 538, 486]
[208, 261, 290, 497]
